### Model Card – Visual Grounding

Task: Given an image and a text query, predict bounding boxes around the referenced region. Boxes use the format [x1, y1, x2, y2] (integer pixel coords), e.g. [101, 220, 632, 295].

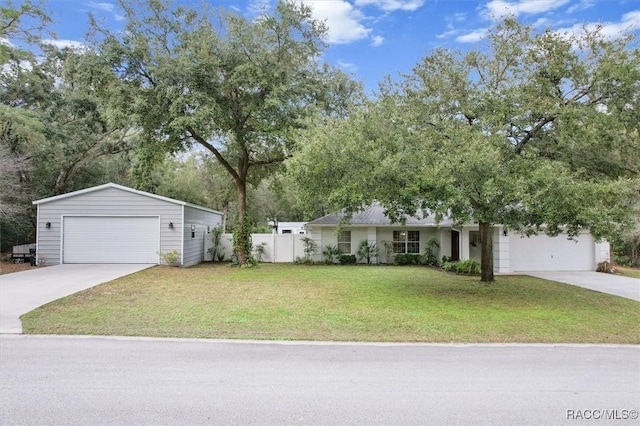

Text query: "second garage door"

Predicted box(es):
[510, 233, 595, 272]
[63, 216, 160, 264]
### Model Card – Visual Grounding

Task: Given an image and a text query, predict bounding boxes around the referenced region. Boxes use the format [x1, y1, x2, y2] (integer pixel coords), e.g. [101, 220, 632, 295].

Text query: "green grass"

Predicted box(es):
[22, 264, 640, 343]
[617, 266, 640, 279]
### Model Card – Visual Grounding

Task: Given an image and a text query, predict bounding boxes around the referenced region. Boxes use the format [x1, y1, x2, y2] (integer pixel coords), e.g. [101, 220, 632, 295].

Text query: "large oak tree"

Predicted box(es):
[91, 0, 358, 264]
[291, 19, 640, 281]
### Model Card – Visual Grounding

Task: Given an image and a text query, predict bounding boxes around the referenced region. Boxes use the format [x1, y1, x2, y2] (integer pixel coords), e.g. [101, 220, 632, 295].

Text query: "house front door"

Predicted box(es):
[451, 230, 460, 261]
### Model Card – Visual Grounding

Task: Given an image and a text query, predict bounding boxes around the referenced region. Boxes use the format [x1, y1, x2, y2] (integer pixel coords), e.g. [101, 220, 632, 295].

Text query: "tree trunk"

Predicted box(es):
[235, 179, 248, 265]
[479, 221, 494, 282]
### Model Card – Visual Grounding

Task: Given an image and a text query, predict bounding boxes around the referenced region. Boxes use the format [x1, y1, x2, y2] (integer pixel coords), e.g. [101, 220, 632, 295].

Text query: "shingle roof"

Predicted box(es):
[307, 204, 453, 226]
[32, 182, 224, 215]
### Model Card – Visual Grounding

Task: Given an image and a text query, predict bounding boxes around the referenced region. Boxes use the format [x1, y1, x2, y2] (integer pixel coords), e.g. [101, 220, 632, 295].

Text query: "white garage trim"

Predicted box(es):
[509, 233, 595, 272]
[61, 215, 160, 264]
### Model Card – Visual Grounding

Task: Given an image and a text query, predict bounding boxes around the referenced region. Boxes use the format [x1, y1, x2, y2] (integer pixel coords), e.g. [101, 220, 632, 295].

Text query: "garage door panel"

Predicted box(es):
[63, 216, 159, 264]
[510, 233, 594, 272]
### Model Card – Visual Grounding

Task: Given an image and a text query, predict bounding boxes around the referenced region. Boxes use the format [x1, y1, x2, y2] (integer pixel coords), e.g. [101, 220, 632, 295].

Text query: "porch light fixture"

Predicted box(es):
[169, 222, 174, 229]
[45, 222, 51, 229]
[191, 224, 196, 232]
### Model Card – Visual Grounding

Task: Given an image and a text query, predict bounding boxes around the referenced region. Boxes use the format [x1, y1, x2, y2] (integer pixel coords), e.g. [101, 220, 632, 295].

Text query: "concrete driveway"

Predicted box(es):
[526, 271, 640, 301]
[0, 264, 154, 334]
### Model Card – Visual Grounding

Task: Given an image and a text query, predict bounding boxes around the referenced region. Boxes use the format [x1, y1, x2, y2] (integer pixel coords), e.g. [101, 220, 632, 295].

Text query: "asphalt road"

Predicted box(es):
[1, 336, 638, 425]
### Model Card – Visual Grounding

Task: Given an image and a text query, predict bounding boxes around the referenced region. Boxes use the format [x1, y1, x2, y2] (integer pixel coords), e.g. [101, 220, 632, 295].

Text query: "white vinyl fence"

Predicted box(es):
[204, 233, 318, 263]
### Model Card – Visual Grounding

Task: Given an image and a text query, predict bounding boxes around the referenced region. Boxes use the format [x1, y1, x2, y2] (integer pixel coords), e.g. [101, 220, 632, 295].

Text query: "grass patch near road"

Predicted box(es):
[617, 267, 640, 279]
[22, 264, 640, 343]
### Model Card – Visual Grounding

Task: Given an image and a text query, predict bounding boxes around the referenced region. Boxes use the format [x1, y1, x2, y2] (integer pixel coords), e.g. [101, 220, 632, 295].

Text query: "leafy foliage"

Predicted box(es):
[422, 237, 440, 266]
[356, 240, 379, 264]
[291, 18, 640, 282]
[322, 244, 341, 264]
[442, 260, 481, 275]
[157, 250, 179, 266]
[338, 254, 357, 265]
[300, 236, 318, 262]
[232, 214, 256, 267]
[393, 254, 422, 266]
[90, 0, 360, 265]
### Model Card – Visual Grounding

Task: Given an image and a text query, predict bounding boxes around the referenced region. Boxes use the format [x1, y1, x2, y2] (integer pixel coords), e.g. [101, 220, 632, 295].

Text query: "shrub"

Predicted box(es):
[300, 237, 318, 262]
[253, 243, 267, 262]
[357, 240, 379, 264]
[596, 261, 615, 274]
[294, 256, 316, 265]
[338, 254, 357, 264]
[209, 225, 225, 262]
[455, 259, 481, 275]
[442, 259, 481, 275]
[157, 250, 179, 266]
[422, 237, 440, 266]
[322, 245, 341, 264]
[393, 253, 422, 265]
[441, 255, 453, 264]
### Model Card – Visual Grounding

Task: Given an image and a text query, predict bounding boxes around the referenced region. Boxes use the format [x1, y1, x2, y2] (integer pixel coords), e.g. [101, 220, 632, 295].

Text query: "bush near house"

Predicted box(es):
[442, 259, 481, 275]
[338, 254, 357, 264]
[393, 254, 423, 265]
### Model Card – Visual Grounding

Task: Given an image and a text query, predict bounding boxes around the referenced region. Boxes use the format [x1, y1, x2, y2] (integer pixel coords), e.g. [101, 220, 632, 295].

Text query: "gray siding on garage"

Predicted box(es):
[37, 187, 182, 265]
[183, 205, 223, 267]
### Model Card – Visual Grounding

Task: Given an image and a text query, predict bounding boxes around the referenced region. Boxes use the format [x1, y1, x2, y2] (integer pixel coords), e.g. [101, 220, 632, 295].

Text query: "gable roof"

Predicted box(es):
[307, 204, 453, 227]
[32, 182, 224, 215]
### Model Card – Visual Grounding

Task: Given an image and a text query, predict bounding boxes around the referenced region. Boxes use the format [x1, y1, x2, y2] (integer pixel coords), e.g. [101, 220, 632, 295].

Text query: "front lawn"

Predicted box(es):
[22, 264, 640, 343]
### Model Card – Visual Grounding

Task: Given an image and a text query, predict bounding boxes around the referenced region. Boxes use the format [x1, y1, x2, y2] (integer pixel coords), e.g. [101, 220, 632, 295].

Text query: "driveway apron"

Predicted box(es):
[0, 264, 154, 334]
[526, 271, 640, 301]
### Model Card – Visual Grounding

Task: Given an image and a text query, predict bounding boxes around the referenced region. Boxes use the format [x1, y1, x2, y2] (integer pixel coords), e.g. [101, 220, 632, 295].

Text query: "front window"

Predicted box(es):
[407, 231, 420, 253]
[337, 230, 351, 254]
[393, 230, 420, 254]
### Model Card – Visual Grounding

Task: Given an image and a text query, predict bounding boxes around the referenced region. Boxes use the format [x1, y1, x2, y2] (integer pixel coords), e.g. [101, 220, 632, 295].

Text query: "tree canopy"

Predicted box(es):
[290, 19, 640, 281]
[91, 0, 361, 264]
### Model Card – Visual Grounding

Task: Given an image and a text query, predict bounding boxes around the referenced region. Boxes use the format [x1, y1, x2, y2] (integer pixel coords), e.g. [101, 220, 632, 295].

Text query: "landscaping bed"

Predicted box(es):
[22, 264, 640, 343]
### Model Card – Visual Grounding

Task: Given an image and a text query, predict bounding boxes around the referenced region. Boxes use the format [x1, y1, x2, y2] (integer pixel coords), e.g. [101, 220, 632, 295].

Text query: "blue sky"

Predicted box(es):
[42, 0, 640, 92]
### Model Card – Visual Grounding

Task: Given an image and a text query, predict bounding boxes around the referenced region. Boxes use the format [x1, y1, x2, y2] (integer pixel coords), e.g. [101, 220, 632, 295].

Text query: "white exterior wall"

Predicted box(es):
[211, 233, 310, 263]
[276, 222, 307, 234]
[309, 226, 439, 264]
[492, 226, 510, 274]
[595, 240, 611, 264]
[36, 187, 182, 265]
[183, 205, 224, 267]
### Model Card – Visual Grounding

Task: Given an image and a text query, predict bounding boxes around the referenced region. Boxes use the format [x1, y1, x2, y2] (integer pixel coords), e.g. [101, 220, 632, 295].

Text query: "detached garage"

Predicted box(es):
[33, 183, 224, 266]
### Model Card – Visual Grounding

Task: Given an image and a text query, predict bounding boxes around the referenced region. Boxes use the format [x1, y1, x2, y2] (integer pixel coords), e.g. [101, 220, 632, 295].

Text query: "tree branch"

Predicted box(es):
[186, 125, 241, 183]
[516, 113, 558, 154]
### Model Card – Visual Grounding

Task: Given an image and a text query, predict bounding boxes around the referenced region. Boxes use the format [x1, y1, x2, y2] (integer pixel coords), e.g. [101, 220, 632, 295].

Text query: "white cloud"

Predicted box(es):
[355, 0, 425, 12]
[452, 13, 466, 22]
[436, 29, 458, 39]
[566, 0, 595, 14]
[247, 0, 270, 17]
[456, 28, 488, 43]
[556, 10, 640, 40]
[88, 2, 115, 13]
[484, 0, 571, 20]
[42, 39, 87, 50]
[337, 60, 358, 73]
[1, 37, 15, 48]
[302, 0, 371, 44]
[370, 35, 384, 46]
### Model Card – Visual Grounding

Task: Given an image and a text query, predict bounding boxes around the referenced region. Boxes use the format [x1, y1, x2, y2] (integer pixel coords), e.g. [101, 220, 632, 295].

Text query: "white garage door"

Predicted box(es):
[510, 233, 594, 272]
[63, 216, 159, 264]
